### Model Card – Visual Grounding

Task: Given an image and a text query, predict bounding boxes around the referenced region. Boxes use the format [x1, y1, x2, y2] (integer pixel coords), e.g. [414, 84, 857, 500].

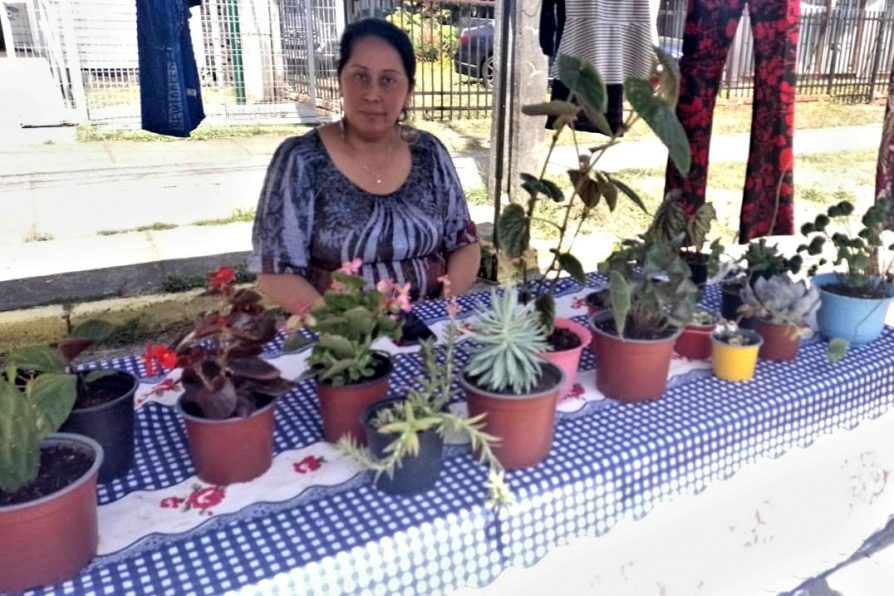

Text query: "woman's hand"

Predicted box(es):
[444, 243, 480, 297]
[258, 273, 323, 314]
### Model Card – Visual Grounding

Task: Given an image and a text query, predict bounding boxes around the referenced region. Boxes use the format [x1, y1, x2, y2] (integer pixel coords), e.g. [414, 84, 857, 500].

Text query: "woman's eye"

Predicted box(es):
[382, 77, 395, 87]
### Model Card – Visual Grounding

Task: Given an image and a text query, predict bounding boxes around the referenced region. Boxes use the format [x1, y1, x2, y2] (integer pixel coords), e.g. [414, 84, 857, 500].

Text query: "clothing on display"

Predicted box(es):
[875, 62, 894, 227]
[665, 0, 800, 242]
[137, 0, 205, 137]
[539, 0, 657, 135]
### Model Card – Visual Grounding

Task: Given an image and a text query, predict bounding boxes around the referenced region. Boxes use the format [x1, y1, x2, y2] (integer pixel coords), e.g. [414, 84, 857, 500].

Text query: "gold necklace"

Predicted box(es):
[340, 119, 395, 185]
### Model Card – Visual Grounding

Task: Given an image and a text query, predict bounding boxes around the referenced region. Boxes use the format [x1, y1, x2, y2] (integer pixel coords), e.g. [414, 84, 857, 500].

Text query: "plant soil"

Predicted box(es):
[74, 372, 134, 409]
[0, 446, 93, 507]
[548, 327, 581, 351]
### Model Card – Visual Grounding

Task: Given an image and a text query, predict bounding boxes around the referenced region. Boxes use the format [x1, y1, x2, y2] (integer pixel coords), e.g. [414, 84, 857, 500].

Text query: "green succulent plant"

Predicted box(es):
[464, 289, 549, 394]
[739, 274, 820, 326]
[338, 321, 510, 505]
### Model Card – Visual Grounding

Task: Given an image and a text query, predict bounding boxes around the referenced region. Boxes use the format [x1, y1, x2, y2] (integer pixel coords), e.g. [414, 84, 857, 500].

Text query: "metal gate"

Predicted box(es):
[0, 0, 85, 126]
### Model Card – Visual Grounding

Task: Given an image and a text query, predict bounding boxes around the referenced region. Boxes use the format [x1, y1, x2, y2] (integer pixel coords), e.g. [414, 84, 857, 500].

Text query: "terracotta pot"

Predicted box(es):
[754, 319, 801, 362]
[539, 318, 592, 399]
[179, 395, 276, 485]
[711, 330, 763, 382]
[0, 433, 102, 593]
[459, 362, 563, 470]
[674, 323, 715, 360]
[363, 397, 444, 496]
[316, 353, 393, 445]
[591, 320, 681, 403]
[61, 370, 138, 482]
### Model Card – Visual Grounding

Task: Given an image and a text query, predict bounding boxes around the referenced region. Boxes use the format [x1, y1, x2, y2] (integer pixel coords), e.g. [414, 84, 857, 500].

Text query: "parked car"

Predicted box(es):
[454, 23, 495, 89]
[455, 24, 682, 89]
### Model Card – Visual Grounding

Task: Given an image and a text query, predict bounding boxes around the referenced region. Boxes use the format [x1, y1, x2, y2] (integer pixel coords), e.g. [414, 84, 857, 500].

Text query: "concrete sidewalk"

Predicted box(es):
[0, 121, 884, 313]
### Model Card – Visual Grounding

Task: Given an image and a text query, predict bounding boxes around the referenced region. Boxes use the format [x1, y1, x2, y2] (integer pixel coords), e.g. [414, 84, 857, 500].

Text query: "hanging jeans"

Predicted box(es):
[664, 0, 800, 242]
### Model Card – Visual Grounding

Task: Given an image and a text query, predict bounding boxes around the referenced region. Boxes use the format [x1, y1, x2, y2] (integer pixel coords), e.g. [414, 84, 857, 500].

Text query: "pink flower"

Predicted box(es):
[337, 258, 363, 275]
[395, 282, 412, 313]
[445, 298, 461, 319]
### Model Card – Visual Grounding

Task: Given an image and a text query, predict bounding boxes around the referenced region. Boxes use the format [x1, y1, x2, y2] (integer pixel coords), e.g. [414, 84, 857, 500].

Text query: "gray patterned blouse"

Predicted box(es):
[248, 129, 478, 299]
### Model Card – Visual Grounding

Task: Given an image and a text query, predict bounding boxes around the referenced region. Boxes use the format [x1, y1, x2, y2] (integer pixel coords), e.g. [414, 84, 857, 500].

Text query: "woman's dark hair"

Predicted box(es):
[337, 18, 416, 88]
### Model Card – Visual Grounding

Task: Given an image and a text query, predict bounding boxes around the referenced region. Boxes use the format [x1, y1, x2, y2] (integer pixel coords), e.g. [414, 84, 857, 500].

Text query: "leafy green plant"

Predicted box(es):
[797, 200, 894, 298]
[497, 49, 691, 332]
[295, 260, 405, 387]
[0, 368, 77, 493]
[644, 192, 723, 278]
[338, 301, 510, 505]
[739, 274, 820, 326]
[598, 238, 699, 340]
[464, 289, 549, 394]
[0, 320, 116, 494]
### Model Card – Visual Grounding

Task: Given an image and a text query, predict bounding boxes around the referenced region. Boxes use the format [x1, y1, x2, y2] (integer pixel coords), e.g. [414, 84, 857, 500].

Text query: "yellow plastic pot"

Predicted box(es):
[711, 330, 763, 382]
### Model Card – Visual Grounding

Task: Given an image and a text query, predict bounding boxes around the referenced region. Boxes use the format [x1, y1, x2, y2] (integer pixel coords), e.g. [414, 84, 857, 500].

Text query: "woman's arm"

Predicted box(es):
[444, 242, 481, 297]
[258, 273, 322, 314]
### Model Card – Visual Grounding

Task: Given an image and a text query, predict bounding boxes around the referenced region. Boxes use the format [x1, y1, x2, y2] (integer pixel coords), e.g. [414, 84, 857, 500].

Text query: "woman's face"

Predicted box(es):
[339, 36, 412, 140]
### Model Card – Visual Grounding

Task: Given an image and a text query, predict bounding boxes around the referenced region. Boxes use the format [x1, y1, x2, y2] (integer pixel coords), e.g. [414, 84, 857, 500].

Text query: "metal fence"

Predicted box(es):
[8, 0, 894, 129]
[658, 0, 894, 103]
[2, 0, 494, 127]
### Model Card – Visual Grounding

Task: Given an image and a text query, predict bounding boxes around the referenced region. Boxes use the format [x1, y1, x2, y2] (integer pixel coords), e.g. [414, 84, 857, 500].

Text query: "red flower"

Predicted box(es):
[142, 344, 178, 376]
[208, 266, 236, 292]
[160, 496, 185, 508]
[293, 455, 325, 474]
[186, 486, 226, 511]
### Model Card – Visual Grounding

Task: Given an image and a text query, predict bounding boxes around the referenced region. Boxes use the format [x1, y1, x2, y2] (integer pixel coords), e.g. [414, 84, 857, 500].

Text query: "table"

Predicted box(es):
[28, 274, 894, 595]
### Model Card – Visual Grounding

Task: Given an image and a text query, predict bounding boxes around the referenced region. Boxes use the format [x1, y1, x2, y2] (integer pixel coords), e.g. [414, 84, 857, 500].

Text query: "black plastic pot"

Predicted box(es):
[362, 397, 444, 497]
[719, 283, 754, 329]
[61, 370, 138, 482]
[688, 261, 708, 287]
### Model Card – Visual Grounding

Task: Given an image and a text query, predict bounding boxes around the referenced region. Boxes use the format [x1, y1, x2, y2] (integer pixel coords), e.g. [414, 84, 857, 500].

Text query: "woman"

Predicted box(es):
[249, 18, 480, 314]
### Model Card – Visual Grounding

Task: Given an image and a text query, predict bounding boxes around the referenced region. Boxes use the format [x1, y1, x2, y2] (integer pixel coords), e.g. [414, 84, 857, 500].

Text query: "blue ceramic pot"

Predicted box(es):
[813, 273, 894, 346]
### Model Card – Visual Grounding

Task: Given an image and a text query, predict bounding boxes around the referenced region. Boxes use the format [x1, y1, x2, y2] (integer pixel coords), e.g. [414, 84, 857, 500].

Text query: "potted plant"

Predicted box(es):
[7, 320, 139, 482]
[457, 289, 564, 470]
[644, 191, 723, 286]
[738, 274, 820, 361]
[674, 307, 720, 360]
[167, 266, 296, 485]
[295, 259, 405, 445]
[798, 200, 894, 359]
[0, 364, 103, 592]
[710, 320, 763, 382]
[338, 291, 508, 501]
[719, 238, 804, 325]
[593, 237, 699, 401]
[496, 48, 691, 395]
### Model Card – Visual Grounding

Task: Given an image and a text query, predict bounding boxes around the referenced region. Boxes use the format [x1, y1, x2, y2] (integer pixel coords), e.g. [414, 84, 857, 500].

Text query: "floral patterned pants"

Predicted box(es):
[875, 63, 894, 227]
[664, 0, 800, 243]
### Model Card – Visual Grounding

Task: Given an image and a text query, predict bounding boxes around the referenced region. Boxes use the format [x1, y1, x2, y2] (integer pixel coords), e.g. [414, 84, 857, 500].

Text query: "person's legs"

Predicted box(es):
[665, 0, 747, 211]
[739, 0, 799, 241]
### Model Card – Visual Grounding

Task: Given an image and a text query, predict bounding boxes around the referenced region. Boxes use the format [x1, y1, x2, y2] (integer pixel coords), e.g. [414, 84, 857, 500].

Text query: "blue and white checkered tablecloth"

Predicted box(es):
[32, 274, 894, 595]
